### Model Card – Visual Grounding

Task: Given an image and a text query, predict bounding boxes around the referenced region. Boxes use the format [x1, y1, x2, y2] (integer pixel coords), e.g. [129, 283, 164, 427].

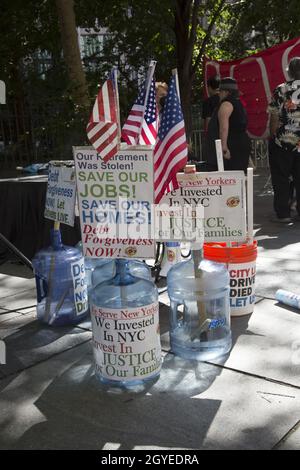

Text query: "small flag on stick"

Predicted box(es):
[122, 62, 157, 145]
[87, 71, 119, 162]
[154, 72, 188, 203]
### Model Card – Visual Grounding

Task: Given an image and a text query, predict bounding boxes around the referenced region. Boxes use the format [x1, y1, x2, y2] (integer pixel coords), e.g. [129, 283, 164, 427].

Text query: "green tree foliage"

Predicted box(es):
[0, 0, 88, 162]
[76, 0, 230, 137]
[221, 0, 300, 57]
[6, 0, 294, 161]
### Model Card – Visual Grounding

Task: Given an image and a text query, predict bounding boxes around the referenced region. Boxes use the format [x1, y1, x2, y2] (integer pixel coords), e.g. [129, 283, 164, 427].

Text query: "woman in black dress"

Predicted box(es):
[206, 77, 251, 172]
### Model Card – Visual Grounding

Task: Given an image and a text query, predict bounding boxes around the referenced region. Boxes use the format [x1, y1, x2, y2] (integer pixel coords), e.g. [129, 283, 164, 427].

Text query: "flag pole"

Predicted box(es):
[136, 60, 157, 143]
[172, 68, 180, 100]
[113, 66, 121, 147]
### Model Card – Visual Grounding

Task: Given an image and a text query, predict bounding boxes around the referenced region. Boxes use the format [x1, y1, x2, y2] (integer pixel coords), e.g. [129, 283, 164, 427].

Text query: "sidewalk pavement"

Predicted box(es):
[0, 168, 299, 450]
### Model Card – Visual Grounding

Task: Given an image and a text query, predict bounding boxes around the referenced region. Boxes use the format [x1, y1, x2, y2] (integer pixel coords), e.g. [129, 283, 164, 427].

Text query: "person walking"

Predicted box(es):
[268, 57, 300, 223]
[206, 77, 251, 172]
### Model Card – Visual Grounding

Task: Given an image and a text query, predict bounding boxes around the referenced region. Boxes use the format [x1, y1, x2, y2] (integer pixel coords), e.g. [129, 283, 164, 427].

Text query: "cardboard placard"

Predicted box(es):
[73, 146, 155, 259]
[159, 171, 247, 242]
[44, 163, 76, 227]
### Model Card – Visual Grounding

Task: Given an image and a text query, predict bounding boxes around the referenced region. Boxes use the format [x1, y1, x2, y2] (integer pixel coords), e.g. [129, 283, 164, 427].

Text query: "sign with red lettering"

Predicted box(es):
[90, 302, 161, 381]
[204, 36, 300, 139]
[161, 171, 247, 242]
[73, 146, 155, 259]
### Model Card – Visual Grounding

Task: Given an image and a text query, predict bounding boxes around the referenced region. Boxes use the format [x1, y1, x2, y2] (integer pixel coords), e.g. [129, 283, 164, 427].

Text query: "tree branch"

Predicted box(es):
[188, 0, 201, 52]
[174, 0, 192, 35]
[261, 25, 269, 49]
[181, 0, 201, 75]
[192, 0, 227, 75]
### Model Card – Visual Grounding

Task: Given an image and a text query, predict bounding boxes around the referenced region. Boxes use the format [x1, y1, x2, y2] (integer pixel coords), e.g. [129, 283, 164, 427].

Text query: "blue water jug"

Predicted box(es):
[32, 229, 89, 326]
[89, 258, 161, 388]
[167, 248, 231, 361]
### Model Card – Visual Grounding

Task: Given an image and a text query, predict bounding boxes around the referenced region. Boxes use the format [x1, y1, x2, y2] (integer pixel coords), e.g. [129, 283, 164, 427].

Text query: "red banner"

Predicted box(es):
[204, 37, 300, 139]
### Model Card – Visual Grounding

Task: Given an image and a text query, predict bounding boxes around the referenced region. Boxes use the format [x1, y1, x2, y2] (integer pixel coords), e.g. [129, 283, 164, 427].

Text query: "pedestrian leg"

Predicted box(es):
[269, 141, 294, 218]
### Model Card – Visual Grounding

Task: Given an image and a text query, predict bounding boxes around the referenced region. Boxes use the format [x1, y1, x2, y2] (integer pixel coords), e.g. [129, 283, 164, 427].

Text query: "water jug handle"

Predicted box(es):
[170, 300, 180, 329]
[35, 275, 48, 303]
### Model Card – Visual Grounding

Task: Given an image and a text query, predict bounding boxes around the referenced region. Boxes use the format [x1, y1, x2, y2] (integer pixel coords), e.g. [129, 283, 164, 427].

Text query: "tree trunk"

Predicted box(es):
[174, 0, 198, 140]
[180, 79, 193, 141]
[55, 0, 89, 109]
[174, 0, 226, 140]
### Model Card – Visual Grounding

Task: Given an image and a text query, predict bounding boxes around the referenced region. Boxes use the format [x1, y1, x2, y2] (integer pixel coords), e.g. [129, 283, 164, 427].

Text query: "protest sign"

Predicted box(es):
[44, 162, 76, 227]
[159, 171, 246, 242]
[91, 302, 161, 382]
[73, 146, 155, 259]
[71, 259, 88, 316]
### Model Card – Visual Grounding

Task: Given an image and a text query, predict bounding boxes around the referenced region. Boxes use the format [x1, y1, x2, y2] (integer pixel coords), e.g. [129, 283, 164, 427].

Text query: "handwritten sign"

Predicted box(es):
[73, 146, 155, 259]
[44, 163, 76, 226]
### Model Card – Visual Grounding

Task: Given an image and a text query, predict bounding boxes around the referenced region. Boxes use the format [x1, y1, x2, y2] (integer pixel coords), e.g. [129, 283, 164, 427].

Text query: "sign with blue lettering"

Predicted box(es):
[73, 146, 155, 259]
[71, 259, 88, 315]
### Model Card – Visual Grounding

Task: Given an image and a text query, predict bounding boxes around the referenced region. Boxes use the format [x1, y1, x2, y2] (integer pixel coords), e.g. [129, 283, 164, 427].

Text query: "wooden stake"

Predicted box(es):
[247, 167, 254, 245]
[215, 139, 224, 172]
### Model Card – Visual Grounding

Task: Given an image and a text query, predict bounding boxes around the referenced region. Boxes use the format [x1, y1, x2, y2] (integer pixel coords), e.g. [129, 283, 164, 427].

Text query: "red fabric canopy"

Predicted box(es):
[204, 37, 300, 139]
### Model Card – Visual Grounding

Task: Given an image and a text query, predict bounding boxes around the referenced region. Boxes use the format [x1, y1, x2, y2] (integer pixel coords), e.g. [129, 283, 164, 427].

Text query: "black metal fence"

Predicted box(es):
[0, 97, 269, 170]
[0, 97, 86, 170]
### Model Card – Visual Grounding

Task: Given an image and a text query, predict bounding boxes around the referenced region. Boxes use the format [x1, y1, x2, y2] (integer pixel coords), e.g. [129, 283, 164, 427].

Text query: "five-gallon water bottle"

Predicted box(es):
[89, 258, 161, 388]
[91, 259, 151, 287]
[32, 229, 89, 326]
[167, 245, 231, 361]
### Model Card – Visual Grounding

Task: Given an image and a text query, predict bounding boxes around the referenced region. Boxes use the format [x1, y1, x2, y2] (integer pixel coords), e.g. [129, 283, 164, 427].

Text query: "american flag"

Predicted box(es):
[86, 72, 119, 162]
[154, 75, 188, 203]
[121, 78, 157, 145]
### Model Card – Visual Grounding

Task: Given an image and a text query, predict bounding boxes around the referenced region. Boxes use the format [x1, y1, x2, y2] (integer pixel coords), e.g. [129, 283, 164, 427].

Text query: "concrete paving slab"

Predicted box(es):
[224, 299, 300, 387]
[275, 421, 300, 450]
[257, 254, 300, 272]
[0, 310, 38, 340]
[256, 256, 300, 298]
[0, 308, 10, 315]
[0, 272, 35, 298]
[0, 262, 34, 279]
[0, 345, 299, 450]
[0, 310, 24, 328]
[195, 367, 300, 450]
[0, 288, 37, 311]
[0, 313, 91, 378]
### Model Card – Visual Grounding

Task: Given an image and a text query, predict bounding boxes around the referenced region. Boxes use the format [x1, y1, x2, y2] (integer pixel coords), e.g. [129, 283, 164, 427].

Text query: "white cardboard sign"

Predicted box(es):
[160, 171, 247, 242]
[44, 164, 76, 227]
[73, 146, 155, 259]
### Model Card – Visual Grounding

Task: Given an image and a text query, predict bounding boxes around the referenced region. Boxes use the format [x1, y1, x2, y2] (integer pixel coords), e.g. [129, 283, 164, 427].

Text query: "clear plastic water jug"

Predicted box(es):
[76, 241, 110, 291]
[167, 247, 231, 361]
[76, 241, 151, 289]
[91, 259, 151, 287]
[89, 259, 161, 388]
[32, 229, 89, 326]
